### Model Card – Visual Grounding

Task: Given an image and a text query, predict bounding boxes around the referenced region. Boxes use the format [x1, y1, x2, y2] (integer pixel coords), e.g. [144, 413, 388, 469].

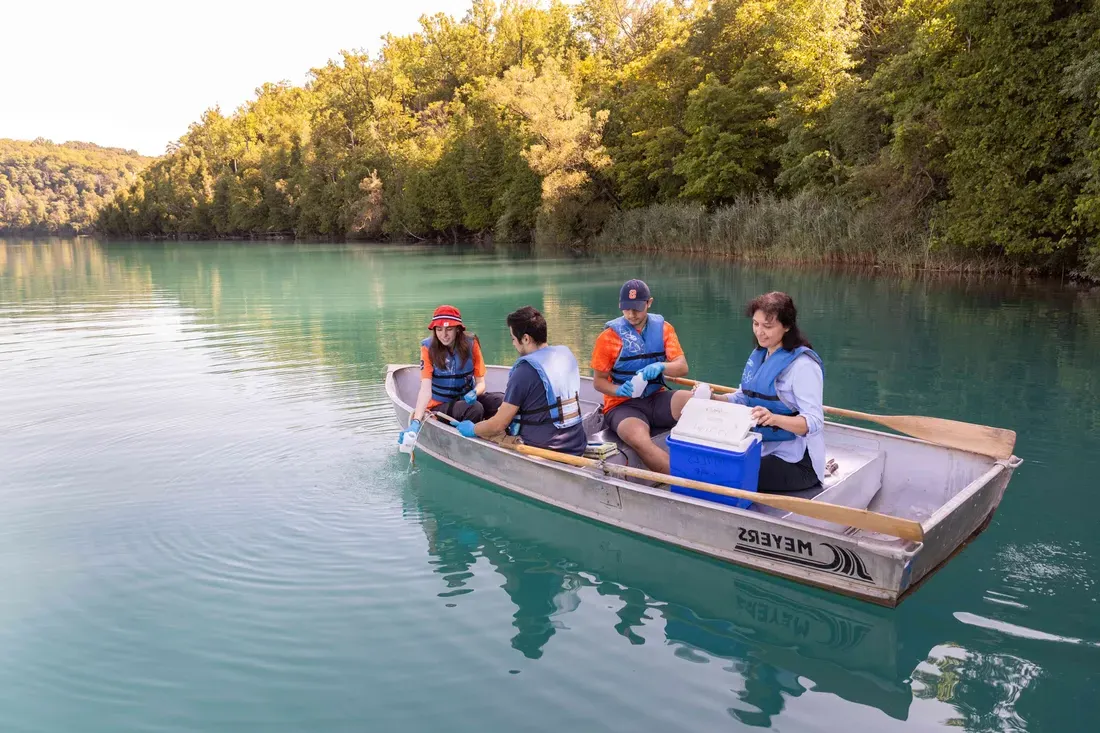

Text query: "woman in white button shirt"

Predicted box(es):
[726, 292, 826, 492]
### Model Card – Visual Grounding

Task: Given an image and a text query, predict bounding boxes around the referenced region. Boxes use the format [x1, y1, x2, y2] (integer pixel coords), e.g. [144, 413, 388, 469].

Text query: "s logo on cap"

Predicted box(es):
[628, 289, 637, 299]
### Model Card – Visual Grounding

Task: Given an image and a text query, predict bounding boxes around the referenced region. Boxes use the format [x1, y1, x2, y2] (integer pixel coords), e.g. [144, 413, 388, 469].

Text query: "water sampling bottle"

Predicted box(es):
[398, 428, 418, 454]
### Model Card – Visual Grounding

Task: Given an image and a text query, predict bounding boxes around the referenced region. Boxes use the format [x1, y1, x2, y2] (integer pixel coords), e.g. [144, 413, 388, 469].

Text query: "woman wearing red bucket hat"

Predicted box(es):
[400, 305, 503, 444]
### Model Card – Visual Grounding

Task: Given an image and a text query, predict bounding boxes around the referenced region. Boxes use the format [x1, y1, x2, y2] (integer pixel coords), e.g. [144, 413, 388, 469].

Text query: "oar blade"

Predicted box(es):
[869, 414, 1016, 460]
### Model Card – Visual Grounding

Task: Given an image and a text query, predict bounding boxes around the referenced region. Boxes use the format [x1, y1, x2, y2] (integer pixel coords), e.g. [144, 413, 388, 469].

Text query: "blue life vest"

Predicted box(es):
[739, 346, 823, 442]
[508, 345, 583, 435]
[422, 335, 476, 403]
[605, 314, 667, 398]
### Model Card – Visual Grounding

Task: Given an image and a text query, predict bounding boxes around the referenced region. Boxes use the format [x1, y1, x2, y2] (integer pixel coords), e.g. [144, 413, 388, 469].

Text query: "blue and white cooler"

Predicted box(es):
[666, 398, 762, 509]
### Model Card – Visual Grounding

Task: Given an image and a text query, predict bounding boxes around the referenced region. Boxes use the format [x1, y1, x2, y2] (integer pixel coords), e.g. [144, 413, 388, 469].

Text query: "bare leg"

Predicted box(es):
[670, 390, 692, 421]
[614, 416, 670, 474]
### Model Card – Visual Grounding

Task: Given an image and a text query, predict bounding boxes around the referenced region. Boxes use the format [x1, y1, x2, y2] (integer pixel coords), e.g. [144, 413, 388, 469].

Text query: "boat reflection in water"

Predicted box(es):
[403, 461, 933, 725]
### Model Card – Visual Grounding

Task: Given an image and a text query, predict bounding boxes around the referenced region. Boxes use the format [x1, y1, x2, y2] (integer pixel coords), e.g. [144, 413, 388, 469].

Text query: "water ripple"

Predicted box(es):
[2, 239, 1095, 733]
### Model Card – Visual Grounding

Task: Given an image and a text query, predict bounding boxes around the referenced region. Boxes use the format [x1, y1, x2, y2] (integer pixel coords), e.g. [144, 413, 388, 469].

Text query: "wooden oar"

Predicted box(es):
[666, 376, 1016, 460]
[430, 411, 924, 542]
[508, 444, 924, 542]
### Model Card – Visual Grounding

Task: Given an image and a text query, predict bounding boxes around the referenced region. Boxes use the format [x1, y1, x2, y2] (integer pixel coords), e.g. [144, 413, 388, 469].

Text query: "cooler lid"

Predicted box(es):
[670, 398, 755, 447]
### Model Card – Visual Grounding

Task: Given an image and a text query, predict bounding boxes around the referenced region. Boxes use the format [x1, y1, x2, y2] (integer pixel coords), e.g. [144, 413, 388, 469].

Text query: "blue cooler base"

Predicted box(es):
[666, 434, 762, 509]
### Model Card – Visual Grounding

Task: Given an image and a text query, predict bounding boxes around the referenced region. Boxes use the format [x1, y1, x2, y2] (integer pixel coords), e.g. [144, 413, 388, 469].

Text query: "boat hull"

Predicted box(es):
[386, 364, 1017, 607]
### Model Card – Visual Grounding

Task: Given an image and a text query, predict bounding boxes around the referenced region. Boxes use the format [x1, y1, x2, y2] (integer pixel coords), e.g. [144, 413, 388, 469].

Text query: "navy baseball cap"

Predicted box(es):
[619, 279, 651, 310]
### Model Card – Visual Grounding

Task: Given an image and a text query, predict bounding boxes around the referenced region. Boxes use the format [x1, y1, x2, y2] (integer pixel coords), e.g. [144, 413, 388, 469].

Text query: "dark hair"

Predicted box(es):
[745, 291, 812, 351]
[428, 326, 473, 370]
[506, 305, 548, 345]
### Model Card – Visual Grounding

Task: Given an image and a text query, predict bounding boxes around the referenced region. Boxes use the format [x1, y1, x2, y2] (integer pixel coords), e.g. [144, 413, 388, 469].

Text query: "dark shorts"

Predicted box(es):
[606, 390, 677, 435]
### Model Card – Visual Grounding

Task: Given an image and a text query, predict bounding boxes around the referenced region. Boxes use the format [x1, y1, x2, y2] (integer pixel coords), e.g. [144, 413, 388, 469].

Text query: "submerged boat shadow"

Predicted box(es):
[403, 459, 932, 724]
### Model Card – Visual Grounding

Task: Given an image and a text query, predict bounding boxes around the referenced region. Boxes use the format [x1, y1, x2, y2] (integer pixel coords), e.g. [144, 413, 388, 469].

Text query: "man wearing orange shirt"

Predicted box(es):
[590, 279, 691, 473]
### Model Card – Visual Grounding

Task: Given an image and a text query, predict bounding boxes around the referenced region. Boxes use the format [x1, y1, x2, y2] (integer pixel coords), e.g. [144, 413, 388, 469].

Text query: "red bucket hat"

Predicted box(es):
[428, 304, 464, 330]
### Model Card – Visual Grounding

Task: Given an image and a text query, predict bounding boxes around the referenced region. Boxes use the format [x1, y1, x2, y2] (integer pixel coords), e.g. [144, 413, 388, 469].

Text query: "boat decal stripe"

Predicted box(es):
[734, 542, 874, 583]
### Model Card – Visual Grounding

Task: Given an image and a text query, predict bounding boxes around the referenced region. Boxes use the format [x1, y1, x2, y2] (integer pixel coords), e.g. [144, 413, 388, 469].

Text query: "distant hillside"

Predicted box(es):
[0, 138, 153, 234]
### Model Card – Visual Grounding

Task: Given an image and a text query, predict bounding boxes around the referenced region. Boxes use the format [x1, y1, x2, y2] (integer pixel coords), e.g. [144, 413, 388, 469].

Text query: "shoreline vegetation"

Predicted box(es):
[87, 191, 1084, 281]
[0, 139, 151, 235]
[7, 1, 1100, 281]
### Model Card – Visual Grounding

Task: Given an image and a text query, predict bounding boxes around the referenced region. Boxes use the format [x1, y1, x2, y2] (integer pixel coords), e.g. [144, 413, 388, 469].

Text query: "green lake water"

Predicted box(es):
[1, 238, 1097, 732]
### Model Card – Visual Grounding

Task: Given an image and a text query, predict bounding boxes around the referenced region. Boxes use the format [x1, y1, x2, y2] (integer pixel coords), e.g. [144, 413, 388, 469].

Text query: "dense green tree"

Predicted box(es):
[89, 0, 1100, 275]
[0, 138, 150, 234]
[485, 58, 612, 242]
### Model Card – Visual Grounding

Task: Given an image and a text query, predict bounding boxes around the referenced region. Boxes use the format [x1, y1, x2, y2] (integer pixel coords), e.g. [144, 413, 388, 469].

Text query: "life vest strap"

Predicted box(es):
[513, 394, 581, 425]
[742, 389, 799, 418]
[431, 385, 471, 399]
[741, 388, 778, 400]
[615, 350, 666, 363]
[434, 368, 474, 380]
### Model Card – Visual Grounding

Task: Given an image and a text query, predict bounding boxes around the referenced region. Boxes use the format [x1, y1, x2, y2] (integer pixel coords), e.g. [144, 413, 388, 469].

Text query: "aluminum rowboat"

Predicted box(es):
[385, 364, 1021, 607]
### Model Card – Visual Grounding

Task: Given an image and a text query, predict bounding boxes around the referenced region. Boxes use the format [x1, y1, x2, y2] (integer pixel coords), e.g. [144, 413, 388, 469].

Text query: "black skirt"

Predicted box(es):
[758, 448, 821, 493]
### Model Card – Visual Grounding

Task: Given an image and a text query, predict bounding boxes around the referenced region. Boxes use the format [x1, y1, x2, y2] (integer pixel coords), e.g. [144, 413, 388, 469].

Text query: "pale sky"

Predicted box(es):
[1, 0, 478, 156]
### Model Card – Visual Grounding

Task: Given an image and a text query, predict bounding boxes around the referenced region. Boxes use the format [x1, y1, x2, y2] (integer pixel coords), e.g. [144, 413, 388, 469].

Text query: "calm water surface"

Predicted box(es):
[1, 238, 1097, 732]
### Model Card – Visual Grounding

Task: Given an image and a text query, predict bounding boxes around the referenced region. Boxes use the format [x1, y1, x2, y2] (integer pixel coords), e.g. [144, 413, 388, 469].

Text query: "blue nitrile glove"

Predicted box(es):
[639, 362, 666, 381]
[457, 420, 477, 438]
[615, 381, 634, 397]
[463, 389, 478, 405]
[398, 419, 421, 444]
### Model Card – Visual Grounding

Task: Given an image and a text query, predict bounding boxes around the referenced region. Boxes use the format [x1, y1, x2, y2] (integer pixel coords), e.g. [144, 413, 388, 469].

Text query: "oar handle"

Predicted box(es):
[823, 406, 874, 421]
[667, 376, 737, 394]
[431, 411, 460, 426]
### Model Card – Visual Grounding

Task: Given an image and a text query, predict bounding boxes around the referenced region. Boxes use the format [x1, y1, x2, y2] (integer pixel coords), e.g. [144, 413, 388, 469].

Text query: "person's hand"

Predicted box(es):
[750, 406, 776, 426]
[463, 389, 478, 405]
[639, 362, 666, 381]
[691, 382, 712, 400]
[615, 381, 634, 397]
[456, 420, 477, 438]
[399, 419, 421, 444]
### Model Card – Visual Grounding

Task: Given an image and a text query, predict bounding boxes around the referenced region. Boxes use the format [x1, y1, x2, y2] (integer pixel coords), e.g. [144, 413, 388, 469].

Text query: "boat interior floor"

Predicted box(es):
[582, 408, 886, 527]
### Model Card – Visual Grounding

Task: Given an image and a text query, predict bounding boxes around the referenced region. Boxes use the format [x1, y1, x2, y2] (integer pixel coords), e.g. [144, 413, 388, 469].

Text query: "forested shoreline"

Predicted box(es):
[88, 0, 1100, 278]
[0, 139, 151, 235]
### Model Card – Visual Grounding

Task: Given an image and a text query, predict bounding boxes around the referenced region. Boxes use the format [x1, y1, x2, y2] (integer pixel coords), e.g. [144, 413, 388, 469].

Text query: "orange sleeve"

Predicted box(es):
[419, 344, 433, 379]
[472, 338, 486, 378]
[663, 322, 685, 361]
[590, 329, 622, 374]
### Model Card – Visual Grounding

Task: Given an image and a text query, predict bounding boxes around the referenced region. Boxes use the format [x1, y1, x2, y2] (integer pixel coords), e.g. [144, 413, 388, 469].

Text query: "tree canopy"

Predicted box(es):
[0, 138, 151, 234]
[92, 0, 1100, 275]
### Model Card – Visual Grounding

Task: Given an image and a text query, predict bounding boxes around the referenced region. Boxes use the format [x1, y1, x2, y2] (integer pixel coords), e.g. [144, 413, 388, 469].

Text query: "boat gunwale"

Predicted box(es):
[921, 460, 1012, 533]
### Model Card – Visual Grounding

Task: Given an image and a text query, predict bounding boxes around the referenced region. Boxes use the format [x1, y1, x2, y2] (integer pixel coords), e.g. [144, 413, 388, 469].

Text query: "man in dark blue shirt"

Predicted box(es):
[456, 306, 587, 456]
